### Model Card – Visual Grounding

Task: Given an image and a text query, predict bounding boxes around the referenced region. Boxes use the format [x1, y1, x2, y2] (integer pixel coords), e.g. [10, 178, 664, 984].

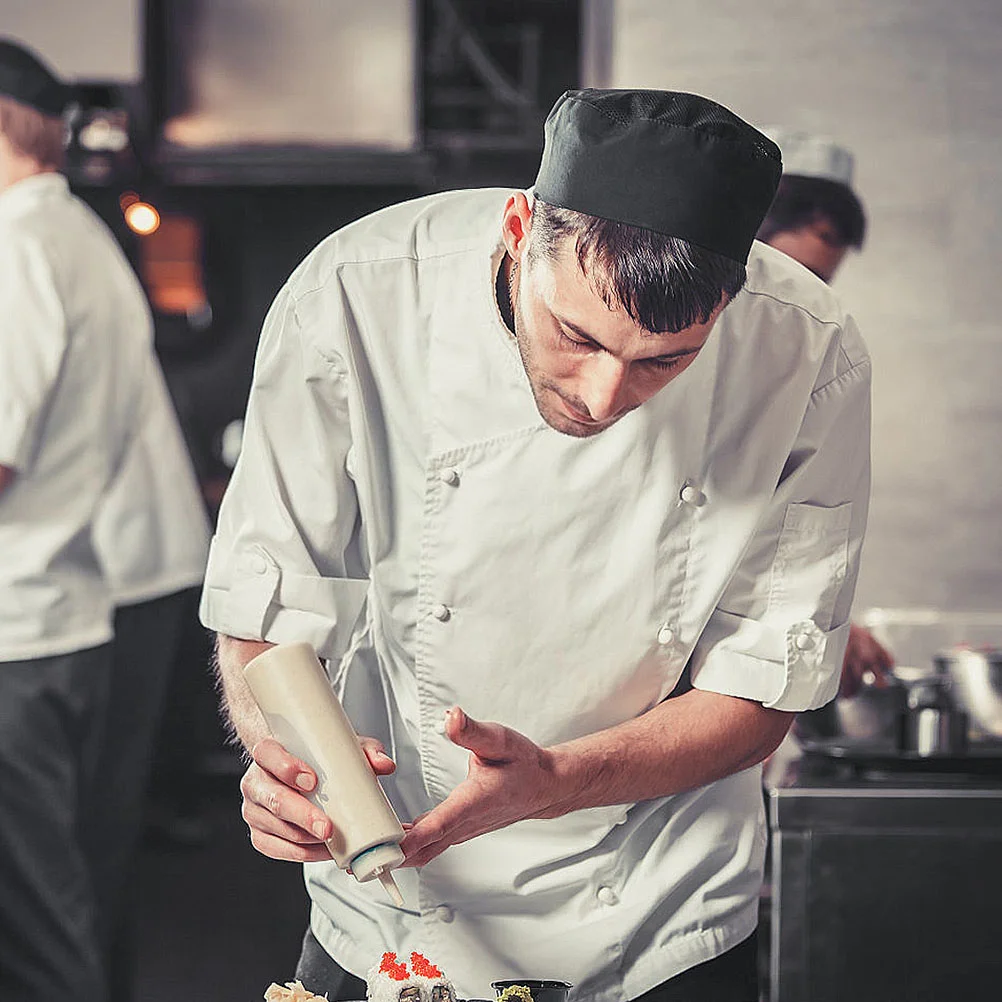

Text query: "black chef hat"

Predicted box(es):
[0, 38, 70, 117]
[534, 89, 783, 264]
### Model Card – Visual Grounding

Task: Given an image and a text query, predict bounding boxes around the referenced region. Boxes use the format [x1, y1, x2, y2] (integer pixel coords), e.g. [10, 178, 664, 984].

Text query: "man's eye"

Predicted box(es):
[558, 329, 592, 350]
[647, 356, 685, 372]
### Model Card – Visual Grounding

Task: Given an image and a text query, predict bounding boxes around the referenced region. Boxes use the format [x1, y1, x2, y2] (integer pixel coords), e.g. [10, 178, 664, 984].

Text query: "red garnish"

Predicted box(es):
[379, 952, 410, 980]
[410, 953, 443, 978]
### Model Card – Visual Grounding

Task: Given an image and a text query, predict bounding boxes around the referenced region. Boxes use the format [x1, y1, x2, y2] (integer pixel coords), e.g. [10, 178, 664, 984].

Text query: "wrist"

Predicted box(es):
[536, 742, 600, 818]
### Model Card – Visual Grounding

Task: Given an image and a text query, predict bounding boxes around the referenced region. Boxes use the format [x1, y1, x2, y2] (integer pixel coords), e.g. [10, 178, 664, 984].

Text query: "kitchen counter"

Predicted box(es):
[767, 750, 1002, 1002]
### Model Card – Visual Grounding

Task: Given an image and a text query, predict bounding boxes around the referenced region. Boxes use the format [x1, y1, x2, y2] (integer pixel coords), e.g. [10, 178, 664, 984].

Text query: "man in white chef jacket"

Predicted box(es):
[90, 359, 211, 997]
[0, 38, 156, 1002]
[203, 90, 871, 1002]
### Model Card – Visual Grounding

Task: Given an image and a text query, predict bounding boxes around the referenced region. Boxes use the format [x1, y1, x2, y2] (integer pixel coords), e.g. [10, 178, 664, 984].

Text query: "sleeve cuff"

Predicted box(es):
[198, 538, 369, 660]
[691, 610, 850, 712]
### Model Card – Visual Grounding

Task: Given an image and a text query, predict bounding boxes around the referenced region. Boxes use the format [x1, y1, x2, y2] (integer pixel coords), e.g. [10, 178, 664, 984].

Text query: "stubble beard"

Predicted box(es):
[510, 267, 608, 440]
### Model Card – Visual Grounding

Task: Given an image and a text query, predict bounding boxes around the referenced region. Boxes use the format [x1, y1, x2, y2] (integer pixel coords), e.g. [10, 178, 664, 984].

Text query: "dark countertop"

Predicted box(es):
[768, 743, 1002, 829]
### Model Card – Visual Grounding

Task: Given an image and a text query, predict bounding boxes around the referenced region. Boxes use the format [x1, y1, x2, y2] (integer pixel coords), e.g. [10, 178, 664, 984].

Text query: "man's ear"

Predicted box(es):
[500, 191, 533, 261]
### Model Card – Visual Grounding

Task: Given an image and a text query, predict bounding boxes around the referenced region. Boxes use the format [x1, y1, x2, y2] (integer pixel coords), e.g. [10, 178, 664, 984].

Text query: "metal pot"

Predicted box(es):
[794, 673, 906, 744]
[933, 647, 1002, 739]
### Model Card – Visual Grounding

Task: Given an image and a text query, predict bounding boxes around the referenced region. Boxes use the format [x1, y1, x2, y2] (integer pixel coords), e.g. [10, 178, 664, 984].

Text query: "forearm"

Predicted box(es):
[214, 633, 276, 754]
[543, 688, 794, 816]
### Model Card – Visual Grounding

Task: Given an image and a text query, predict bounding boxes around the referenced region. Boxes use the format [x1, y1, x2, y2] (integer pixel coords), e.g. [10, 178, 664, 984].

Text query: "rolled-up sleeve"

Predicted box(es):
[199, 280, 368, 660]
[0, 232, 67, 470]
[691, 347, 872, 712]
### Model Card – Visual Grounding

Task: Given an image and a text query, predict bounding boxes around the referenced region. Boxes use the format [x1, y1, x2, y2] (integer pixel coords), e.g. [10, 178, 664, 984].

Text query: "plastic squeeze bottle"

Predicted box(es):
[243, 642, 405, 905]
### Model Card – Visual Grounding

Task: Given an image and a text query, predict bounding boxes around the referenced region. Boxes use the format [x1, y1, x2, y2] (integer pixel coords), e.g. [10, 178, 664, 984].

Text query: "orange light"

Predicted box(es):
[124, 201, 160, 236]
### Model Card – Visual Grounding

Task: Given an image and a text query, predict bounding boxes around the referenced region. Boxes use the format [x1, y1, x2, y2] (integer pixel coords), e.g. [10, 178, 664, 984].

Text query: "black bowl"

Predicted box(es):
[491, 979, 572, 1002]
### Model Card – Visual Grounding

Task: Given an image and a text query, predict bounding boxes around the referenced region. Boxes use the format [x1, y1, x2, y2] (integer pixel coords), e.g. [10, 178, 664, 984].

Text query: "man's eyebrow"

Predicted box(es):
[557, 316, 702, 360]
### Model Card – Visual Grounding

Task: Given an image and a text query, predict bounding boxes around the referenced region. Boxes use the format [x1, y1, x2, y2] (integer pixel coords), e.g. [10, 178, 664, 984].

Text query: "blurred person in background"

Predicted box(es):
[758, 129, 892, 699]
[0, 37, 193, 1002]
[90, 356, 211, 998]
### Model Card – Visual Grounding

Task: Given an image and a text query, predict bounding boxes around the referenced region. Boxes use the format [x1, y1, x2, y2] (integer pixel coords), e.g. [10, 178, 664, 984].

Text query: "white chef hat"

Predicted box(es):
[760, 127, 855, 187]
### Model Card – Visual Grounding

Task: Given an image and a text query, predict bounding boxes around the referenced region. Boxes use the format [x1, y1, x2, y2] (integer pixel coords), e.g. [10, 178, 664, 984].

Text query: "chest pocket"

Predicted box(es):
[768, 502, 852, 631]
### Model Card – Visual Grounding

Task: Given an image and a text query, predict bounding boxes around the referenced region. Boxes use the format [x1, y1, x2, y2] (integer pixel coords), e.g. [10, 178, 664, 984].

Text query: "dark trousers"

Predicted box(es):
[0, 643, 114, 1002]
[0, 589, 196, 1002]
[87, 588, 196, 1002]
[296, 927, 759, 1002]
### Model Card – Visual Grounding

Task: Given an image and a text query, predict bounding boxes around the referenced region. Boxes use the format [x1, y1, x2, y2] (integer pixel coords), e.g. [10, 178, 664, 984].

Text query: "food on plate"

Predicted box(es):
[367, 951, 457, 1002]
[496, 986, 534, 1002]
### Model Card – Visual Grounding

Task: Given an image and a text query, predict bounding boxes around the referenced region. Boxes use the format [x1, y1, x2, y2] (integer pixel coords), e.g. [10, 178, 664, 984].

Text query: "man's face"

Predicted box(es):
[511, 237, 724, 439]
[766, 215, 848, 284]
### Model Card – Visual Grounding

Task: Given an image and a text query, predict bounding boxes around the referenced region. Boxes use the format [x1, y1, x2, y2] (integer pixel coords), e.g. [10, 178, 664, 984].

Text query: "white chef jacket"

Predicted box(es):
[0, 173, 148, 660]
[94, 358, 211, 607]
[200, 189, 871, 1001]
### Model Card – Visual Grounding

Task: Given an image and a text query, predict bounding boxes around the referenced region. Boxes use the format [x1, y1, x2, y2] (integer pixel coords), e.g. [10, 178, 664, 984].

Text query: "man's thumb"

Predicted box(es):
[444, 707, 510, 762]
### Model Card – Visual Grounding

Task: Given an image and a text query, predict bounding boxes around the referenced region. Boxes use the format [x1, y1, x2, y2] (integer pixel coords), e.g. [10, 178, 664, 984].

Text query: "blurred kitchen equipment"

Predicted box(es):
[826, 673, 905, 743]
[898, 671, 968, 756]
[859, 607, 1002, 670]
[933, 646, 1002, 740]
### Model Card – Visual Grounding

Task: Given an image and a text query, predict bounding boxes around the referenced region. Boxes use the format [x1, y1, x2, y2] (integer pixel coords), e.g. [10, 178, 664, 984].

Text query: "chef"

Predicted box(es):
[203, 89, 871, 1002]
[0, 37, 152, 1001]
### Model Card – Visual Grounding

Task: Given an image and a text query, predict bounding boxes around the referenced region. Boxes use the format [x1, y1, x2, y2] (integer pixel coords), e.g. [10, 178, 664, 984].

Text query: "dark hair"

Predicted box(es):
[757, 175, 867, 249]
[529, 197, 747, 334]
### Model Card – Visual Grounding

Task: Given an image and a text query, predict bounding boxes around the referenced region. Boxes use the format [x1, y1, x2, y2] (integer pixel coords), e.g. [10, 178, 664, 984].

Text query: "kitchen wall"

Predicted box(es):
[594, 0, 1002, 620]
[1, 0, 141, 80]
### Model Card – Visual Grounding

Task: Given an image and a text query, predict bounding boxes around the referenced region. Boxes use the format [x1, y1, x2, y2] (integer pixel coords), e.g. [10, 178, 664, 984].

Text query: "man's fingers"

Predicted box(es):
[241, 798, 330, 847]
[399, 786, 488, 862]
[249, 827, 335, 863]
[252, 736, 318, 793]
[240, 762, 332, 841]
[360, 737, 396, 776]
[402, 841, 448, 869]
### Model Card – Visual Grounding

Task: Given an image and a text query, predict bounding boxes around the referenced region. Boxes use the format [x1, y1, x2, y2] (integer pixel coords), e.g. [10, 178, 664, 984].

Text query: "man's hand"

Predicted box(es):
[240, 735, 396, 863]
[839, 623, 895, 697]
[399, 708, 562, 868]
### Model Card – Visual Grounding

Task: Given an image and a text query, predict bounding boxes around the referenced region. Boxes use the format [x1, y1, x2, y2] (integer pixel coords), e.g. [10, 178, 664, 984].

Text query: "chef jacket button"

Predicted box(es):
[795, 631, 816, 651]
[679, 484, 705, 506]
[247, 553, 268, 574]
[657, 626, 675, 646]
[432, 604, 451, 622]
[439, 468, 460, 486]
[435, 905, 455, 923]
[596, 885, 619, 906]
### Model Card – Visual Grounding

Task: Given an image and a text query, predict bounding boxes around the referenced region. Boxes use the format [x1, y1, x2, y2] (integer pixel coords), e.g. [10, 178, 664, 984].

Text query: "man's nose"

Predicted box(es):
[579, 354, 630, 421]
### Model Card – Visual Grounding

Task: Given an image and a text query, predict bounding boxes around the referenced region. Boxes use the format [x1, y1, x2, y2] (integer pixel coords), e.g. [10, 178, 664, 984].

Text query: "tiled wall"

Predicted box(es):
[597, 0, 1002, 619]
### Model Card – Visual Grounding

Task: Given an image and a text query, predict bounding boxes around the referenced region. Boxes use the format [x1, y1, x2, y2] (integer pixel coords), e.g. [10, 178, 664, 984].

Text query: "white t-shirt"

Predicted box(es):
[200, 189, 871, 1000]
[0, 173, 147, 659]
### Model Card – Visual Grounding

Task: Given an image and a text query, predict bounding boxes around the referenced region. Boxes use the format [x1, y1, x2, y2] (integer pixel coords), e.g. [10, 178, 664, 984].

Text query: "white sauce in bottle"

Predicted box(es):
[244, 642, 405, 904]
